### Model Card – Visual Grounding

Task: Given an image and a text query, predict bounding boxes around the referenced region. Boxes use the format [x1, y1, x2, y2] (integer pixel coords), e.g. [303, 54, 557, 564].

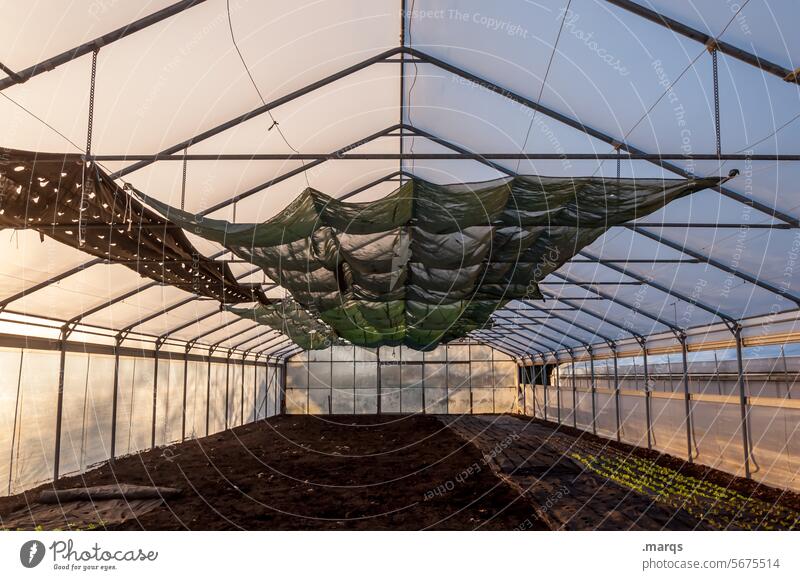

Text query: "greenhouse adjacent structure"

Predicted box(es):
[0, 0, 799, 531]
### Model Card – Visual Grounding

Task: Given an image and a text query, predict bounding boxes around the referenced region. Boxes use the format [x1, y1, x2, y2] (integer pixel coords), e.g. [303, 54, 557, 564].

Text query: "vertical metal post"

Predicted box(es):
[421, 350, 427, 414]
[641, 340, 653, 450]
[491, 347, 496, 414]
[110, 336, 121, 461]
[680, 334, 693, 462]
[556, 355, 561, 424]
[181, 350, 188, 442]
[253, 355, 259, 422]
[9, 349, 24, 494]
[570, 353, 577, 428]
[240, 357, 245, 425]
[613, 345, 621, 442]
[152, 348, 160, 448]
[468, 343, 474, 414]
[444, 346, 449, 414]
[279, 359, 287, 415]
[734, 326, 752, 478]
[205, 352, 212, 437]
[376, 348, 382, 415]
[589, 347, 597, 435]
[543, 360, 548, 422]
[224, 355, 230, 429]
[53, 337, 67, 481]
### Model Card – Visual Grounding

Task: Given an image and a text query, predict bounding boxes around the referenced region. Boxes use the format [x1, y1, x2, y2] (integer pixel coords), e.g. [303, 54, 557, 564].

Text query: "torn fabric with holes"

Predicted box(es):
[0, 148, 265, 305]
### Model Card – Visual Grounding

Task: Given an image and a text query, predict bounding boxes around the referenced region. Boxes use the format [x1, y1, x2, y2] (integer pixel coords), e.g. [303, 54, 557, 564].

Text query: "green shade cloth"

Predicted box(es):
[144, 174, 725, 350]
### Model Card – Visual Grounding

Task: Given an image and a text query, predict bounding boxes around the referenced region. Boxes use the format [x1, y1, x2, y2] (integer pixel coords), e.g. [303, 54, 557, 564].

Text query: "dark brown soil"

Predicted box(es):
[0, 415, 545, 531]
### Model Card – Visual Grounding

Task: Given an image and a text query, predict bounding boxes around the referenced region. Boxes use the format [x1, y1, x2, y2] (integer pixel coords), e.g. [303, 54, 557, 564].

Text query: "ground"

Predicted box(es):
[1, 414, 798, 531]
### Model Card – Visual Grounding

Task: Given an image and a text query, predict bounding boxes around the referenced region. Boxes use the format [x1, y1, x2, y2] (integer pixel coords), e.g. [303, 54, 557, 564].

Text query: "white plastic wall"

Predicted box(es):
[525, 351, 800, 492]
[0, 346, 280, 497]
[285, 344, 519, 415]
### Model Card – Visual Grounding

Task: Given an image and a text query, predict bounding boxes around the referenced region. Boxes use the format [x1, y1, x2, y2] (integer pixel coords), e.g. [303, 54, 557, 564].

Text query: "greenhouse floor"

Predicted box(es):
[2, 414, 798, 531]
[0, 415, 544, 531]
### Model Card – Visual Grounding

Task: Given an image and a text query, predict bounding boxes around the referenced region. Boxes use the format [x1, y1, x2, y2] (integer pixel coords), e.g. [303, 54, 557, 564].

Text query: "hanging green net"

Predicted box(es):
[144, 174, 726, 350]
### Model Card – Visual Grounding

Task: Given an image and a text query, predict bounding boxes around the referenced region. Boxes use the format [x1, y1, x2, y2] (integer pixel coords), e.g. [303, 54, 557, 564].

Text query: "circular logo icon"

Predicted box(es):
[20, 540, 46, 568]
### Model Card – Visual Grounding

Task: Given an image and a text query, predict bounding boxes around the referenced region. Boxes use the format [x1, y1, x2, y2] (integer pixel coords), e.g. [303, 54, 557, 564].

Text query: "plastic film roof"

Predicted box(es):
[0, 0, 798, 360]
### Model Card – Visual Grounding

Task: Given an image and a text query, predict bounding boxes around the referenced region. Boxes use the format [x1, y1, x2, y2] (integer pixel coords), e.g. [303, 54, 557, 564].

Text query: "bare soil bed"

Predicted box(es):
[0, 415, 545, 531]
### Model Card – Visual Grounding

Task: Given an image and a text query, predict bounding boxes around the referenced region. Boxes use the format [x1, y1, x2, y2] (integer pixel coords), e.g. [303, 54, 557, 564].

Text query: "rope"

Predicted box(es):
[712, 48, 721, 159]
[80, 48, 100, 247]
[86, 49, 99, 156]
[181, 146, 188, 210]
[225, 0, 310, 188]
[516, 0, 572, 174]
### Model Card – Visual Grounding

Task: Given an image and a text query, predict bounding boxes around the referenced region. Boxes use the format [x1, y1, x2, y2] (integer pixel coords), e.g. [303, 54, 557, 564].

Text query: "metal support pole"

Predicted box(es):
[679, 334, 693, 462]
[734, 326, 752, 478]
[555, 355, 561, 424]
[152, 349, 159, 448]
[376, 348, 382, 415]
[181, 351, 188, 442]
[642, 340, 652, 450]
[279, 360, 287, 415]
[205, 355, 211, 437]
[240, 357, 245, 425]
[571, 354, 577, 428]
[543, 361, 548, 422]
[589, 347, 597, 435]
[613, 345, 621, 442]
[110, 336, 121, 461]
[52, 334, 67, 481]
[224, 356, 230, 430]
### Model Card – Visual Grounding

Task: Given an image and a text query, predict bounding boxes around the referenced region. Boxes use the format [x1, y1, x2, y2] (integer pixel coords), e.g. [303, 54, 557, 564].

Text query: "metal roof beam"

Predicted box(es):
[408, 48, 799, 227]
[549, 271, 681, 332]
[0, 0, 209, 91]
[111, 47, 404, 180]
[629, 226, 800, 307]
[579, 249, 739, 325]
[469, 337, 521, 360]
[0, 258, 103, 311]
[604, 0, 800, 84]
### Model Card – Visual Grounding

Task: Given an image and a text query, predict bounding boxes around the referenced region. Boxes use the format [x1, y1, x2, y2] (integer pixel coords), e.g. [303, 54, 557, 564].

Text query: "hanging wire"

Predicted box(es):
[225, 0, 310, 188]
[406, 0, 420, 176]
[592, 0, 750, 178]
[516, 0, 572, 174]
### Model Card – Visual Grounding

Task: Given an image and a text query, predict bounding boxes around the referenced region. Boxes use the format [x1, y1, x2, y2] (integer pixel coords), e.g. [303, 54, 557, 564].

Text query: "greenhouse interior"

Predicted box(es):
[0, 0, 799, 533]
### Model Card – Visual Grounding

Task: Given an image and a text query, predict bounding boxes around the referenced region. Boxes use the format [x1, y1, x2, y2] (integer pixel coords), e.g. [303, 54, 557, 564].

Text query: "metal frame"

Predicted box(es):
[0, 1, 209, 91]
[604, 0, 800, 84]
[4, 3, 798, 395]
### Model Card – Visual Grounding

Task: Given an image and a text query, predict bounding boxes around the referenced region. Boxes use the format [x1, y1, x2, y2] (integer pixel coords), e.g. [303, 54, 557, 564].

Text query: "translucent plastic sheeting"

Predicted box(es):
[185, 360, 208, 440]
[531, 381, 800, 492]
[227, 363, 243, 429]
[285, 344, 518, 415]
[243, 365, 256, 424]
[208, 363, 227, 435]
[155, 357, 184, 446]
[59, 353, 114, 475]
[0, 349, 60, 495]
[0, 346, 275, 497]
